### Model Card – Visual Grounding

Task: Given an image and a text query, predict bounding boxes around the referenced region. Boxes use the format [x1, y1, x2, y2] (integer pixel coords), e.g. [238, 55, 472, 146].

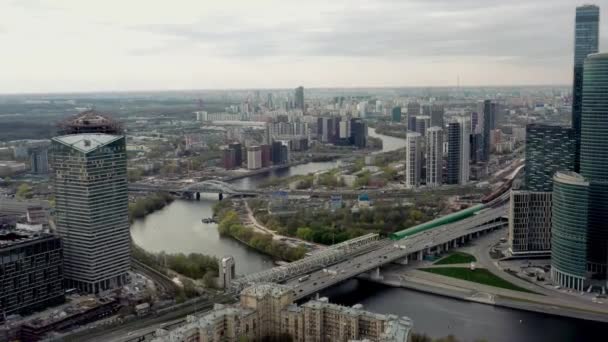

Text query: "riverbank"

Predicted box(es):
[129, 192, 174, 222]
[214, 202, 307, 262]
[361, 266, 608, 323]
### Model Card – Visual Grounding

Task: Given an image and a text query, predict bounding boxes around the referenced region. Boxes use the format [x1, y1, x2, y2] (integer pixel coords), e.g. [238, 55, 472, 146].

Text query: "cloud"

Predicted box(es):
[1, 0, 607, 92]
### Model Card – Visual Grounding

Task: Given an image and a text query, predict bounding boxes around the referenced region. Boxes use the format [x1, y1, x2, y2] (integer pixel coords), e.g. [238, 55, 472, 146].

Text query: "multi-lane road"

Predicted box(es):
[286, 205, 508, 299]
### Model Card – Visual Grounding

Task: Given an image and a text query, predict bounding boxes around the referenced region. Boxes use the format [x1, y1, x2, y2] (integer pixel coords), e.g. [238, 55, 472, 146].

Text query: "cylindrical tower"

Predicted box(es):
[550, 171, 589, 291]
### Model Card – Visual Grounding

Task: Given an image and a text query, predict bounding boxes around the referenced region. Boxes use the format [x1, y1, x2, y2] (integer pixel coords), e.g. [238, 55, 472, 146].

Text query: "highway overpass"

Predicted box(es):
[231, 193, 509, 300]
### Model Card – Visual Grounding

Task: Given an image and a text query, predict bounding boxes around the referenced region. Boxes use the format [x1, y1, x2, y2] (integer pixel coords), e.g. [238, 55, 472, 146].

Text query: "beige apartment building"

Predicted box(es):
[152, 283, 412, 342]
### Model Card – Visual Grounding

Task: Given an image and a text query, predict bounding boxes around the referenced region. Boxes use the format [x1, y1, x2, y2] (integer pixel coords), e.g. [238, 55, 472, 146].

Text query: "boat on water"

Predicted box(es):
[201, 218, 217, 224]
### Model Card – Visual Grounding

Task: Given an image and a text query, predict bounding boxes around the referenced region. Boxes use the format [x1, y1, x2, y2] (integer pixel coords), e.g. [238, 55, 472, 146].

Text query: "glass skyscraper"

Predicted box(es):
[524, 124, 576, 192]
[51, 134, 131, 293]
[580, 52, 608, 277]
[572, 5, 599, 173]
[551, 171, 589, 291]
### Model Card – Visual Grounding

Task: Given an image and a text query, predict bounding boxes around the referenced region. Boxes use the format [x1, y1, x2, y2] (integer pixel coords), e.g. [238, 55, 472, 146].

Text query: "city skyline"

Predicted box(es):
[1, 0, 607, 94]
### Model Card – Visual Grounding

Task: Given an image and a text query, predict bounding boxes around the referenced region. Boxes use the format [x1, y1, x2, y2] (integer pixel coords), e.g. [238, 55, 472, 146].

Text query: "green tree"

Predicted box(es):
[16, 183, 33, 199]
[296, 227, 314, 241]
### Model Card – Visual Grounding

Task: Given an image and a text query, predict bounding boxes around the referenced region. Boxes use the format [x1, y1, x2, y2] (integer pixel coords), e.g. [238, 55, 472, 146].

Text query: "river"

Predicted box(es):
[130, 128, 607, 340]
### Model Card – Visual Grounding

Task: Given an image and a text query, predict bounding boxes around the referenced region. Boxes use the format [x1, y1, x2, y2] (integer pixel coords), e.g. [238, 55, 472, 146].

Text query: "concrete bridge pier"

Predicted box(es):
[195, 192, 200, 200]
[460, 236, 465, 245]
[218, 192, 224, 201]
[417, 251, 424, 261]
[395, 255, 409, 265]
[370, 267, 383, 280]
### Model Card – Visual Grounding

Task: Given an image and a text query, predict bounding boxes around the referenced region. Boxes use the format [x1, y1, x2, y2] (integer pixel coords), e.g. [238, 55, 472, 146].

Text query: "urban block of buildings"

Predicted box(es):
[152, 283, 412, 342]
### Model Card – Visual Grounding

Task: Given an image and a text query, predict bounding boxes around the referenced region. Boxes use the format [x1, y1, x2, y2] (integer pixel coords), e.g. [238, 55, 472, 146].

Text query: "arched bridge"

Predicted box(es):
[182, 180, 243, 194]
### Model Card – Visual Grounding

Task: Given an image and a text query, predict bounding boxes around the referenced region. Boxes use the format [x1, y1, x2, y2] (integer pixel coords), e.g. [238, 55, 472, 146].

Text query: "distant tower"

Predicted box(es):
[481, 100, 496, 162]
[219, 256, 236, 289]
[405, 132, 422, 188]
[426, 127, 443, 187]
[447, 116, 470, 185]
[572, 5, 599, 173]
[294, 86, 304, 110]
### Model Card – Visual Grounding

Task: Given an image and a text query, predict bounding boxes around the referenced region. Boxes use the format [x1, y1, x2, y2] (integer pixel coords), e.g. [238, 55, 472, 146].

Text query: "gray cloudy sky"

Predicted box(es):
[1, 0, 606, 93]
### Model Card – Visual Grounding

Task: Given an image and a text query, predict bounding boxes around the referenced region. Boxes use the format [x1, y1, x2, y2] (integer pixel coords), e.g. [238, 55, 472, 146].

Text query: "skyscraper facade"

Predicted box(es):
[350, 119, 368, 149]
[524, 124, 576, 192]
[580, 52, 608, 277]
[51, 134, 130, 293]
[430, 104, 445, 128]
[407, 101, 420, 132]
[426, 127, 443, 187]
[572, 5, 600, 173]
[29, 146, 49, 174]
[405, 132, 422, 189]
[391, 106, 402, 122]
[551, 171, 589, 291]
[447, 117, 470, 185]
[481, 100, 497, 162]
[294, 86, 304, 110]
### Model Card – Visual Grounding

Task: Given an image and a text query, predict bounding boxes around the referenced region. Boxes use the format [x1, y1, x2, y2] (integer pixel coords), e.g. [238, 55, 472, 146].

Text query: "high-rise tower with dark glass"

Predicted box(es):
[580, 52, 608, 277]
[572, 5, 599, 173]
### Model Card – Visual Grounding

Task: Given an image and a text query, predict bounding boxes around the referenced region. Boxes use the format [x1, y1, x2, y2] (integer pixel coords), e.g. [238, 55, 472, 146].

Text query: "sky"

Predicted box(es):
[1, 0, 607, 93]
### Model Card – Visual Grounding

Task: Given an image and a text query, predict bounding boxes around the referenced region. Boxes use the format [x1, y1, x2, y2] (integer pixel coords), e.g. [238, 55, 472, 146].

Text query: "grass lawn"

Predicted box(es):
[420, 267, 535, 293]
[434, 252, 477, 265]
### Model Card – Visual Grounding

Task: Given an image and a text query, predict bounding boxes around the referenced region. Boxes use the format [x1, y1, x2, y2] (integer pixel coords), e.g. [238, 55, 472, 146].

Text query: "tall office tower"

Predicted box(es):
[271, 141, 283, 164]
[338, 119, 351, 139]
[415, 115, 431, 137]
[317, 117, 331, 143]
[229, 142, 243, 167]
[222, 146, 237, 169]
[551, 171, 589, 291]
[29, 146, 49, 174]
[470, 111, 479, 133]
[405, 132, 422, 189]
[246, 146, 262, 170]
[407, 101, 421, 117]
[572, 5, 600, 173]
[294, 86, 304, 110]
[391, 106, 402, 122]
[481, 100, 496, 162]
[350, 119, 368, 149]
[430, 104, 445, 128]
[508, 191, 552, 257]
[407, 102, 420, 132]
[524, 124, 575, 192]
[426, 127, 443, 187]
[266, 93, 274, 109]
[580, 53, 608, 278]
[446, 117, 470, 185]
[469, 133, 483, 164]
[458, 116, 471, 184]
[260, 144, 271, 167]
[51, 134, 130, 293]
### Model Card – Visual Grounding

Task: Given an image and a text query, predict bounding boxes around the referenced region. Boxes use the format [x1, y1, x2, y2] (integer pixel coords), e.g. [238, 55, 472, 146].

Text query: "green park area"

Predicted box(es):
[420, 267, 535, 293]
[434, 252, 477, 265]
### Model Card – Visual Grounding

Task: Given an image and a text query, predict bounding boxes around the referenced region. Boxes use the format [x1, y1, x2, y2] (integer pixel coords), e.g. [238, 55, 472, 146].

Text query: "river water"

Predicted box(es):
[130, 128, 607, 340]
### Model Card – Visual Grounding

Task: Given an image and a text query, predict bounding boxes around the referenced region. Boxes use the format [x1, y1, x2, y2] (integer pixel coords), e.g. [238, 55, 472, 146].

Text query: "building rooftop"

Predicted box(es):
[57, 110, 123, 135]
[554, 171, 589, 186]
[53, 134, 122, 154]
[0, 229, 55, 249]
